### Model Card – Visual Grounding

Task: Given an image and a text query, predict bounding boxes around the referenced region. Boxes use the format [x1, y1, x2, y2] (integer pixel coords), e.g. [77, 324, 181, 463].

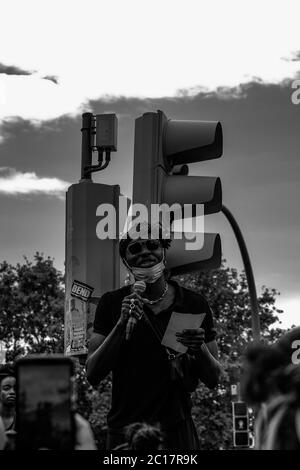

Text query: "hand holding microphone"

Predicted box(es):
[125, 281, 146, 340]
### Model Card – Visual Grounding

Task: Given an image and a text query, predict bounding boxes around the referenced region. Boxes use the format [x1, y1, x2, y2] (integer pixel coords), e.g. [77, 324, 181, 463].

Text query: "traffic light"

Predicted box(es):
[232, 401, 250, 448]
[132, 110, 223, 274]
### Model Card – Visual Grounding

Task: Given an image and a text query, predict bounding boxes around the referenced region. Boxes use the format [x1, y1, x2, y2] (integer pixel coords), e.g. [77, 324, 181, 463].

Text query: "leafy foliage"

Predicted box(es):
[0, 254, 286, 449]
[173, 264, 284, 449]
[0, 253, 64, 360]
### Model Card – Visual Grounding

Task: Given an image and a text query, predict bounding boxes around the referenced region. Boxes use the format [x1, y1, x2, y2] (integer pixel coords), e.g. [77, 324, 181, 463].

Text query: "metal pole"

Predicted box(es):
[221, 205, 260, 341]
[80, 113, 93, 181]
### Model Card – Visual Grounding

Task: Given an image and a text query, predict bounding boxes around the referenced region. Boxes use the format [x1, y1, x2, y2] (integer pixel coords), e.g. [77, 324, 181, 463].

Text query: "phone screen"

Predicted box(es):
[17, 361, 75, 450]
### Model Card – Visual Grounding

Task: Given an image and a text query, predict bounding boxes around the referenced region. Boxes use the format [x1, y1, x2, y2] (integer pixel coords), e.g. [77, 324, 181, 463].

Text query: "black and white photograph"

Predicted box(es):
[0, 0, 300, 456]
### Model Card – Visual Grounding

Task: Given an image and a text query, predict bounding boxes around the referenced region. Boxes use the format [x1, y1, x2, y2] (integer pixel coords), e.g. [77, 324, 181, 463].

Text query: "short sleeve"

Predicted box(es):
[93, 292, 114, 337]
[200, 297, 217, 343]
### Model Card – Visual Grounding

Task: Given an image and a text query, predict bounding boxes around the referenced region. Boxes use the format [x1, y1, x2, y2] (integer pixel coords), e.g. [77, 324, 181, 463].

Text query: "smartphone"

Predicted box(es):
[15, 355, 76, 450]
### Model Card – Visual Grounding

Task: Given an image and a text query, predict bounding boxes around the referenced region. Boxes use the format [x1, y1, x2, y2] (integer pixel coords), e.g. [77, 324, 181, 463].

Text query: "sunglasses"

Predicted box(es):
[127, 239, 161, 255]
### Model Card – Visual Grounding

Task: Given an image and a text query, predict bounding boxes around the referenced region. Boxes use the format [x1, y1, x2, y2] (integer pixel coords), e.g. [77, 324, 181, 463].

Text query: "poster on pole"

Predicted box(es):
[65, 280, 94, 356]
[0, 341, 6, 364]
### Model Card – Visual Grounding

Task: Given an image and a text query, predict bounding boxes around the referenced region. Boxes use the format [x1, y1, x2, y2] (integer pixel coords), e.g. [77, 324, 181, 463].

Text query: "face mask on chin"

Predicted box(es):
[125, 254, 166, 284]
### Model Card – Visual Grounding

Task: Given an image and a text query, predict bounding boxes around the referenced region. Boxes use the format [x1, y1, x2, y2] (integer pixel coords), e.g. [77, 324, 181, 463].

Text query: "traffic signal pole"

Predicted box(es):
[222, 205, 259, 449]
[64, 113, 129, 358]
[80, 113, 93, 181]
[221, 205, 261, 342]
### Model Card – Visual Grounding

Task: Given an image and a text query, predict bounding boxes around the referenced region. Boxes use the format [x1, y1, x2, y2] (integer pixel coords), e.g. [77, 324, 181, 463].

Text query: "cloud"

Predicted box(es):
[0, 167, 70, 200]
[0, 62, 34, 76]
[282, 51, 300, 62]
[274, 295, 300, 329]
[1, 0, 300, 124]
[0, 79, 299, 321]
[290, 52, 300, 62]
[42, 75, 59, 85]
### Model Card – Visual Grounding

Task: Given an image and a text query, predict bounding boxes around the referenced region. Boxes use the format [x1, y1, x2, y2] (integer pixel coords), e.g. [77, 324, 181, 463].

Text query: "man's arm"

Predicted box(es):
[86, 322, 126, 386]
[192, 339, 222, 389]
[176, 329, 222, 389]
[86, 291, 144, 386]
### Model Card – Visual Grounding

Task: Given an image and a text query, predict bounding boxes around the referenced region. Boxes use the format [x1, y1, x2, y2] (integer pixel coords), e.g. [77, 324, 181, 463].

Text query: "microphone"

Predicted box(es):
[126, 281, 146, 340]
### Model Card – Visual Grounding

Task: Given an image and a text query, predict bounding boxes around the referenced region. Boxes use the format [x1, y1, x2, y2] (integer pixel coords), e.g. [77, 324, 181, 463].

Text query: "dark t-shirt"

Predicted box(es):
[93, 280, 217, 430]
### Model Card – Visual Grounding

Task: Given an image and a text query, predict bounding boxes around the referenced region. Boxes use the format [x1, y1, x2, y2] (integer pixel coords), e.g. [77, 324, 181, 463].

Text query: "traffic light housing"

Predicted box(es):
[232, 401, 250, 448]
[132, 110, 223, 274]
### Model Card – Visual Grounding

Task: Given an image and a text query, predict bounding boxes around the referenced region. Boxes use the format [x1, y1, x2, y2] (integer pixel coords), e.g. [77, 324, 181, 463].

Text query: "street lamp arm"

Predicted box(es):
[221, 205, 261, 342]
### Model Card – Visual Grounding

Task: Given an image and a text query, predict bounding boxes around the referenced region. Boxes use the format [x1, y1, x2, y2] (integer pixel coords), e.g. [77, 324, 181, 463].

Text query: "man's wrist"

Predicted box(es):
[190, 343, 208, 357]
[116, 318, 127, 329]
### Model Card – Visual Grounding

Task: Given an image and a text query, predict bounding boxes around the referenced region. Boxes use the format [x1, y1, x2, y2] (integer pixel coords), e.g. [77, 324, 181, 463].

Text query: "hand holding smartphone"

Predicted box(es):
[15, 356, 76, 450]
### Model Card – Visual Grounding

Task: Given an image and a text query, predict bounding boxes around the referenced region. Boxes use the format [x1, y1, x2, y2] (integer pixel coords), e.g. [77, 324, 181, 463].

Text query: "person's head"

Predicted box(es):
[277, 363, 300, 400]
[119, 221, 171, 283]
[241, 343, 285, 405]
[125, 422, 165, 451]
[257, 364, 300, 450]
[274, 327, 300, 398]
[242, 328, 300, 405]
[0, 365, 16, 409]
[276, 327, 300, 365]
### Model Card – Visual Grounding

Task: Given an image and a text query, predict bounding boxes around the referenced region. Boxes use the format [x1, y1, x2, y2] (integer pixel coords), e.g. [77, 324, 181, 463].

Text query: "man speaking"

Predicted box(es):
[86, 222, 222, 450]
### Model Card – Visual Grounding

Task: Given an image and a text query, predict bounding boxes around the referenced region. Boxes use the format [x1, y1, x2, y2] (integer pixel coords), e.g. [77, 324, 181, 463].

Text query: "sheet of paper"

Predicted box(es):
[161, 311, 206, 353]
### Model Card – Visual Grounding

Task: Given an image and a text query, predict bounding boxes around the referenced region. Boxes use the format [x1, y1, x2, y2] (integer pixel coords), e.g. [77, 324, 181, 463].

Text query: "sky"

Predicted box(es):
[0, 0, 299, 329]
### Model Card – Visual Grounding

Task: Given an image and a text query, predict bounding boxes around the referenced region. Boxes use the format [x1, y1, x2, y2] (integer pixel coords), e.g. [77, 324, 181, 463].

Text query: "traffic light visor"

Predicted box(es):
[164, 120, 222, 166]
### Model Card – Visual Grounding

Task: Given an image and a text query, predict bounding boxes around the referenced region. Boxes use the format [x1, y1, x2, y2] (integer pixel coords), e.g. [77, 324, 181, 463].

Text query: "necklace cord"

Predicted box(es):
[142, 283, 168, 305]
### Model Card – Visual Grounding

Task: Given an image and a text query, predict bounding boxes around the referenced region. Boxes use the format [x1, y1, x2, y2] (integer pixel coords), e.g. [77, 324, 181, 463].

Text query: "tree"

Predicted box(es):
[0, 252, 64, 360]
[0, 252, 109, 447]
[75, 262, 286, 449]
[172, 263, 285, 449]
[0, 254, 286, 449]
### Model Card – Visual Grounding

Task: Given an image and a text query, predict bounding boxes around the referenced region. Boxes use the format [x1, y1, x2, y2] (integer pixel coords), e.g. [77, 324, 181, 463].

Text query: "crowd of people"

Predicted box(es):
[0, 221, 299, 451]
[1, 327, 300, 451]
